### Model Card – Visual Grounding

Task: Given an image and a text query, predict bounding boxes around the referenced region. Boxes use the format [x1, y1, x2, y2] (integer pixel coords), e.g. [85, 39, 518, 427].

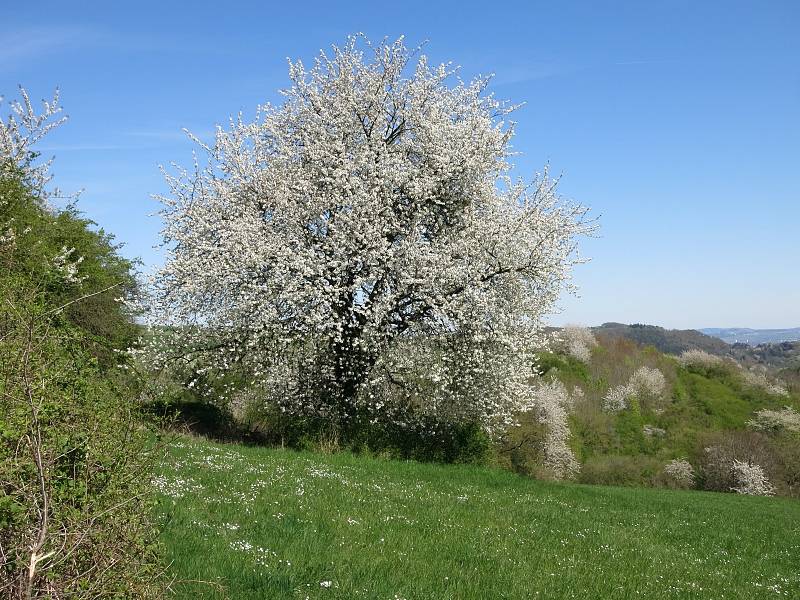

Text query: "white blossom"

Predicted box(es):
[140, 35, 596, 434]
[748, 406, 800, 433]
[677, 349, 723, 368]
[663, 458, 694, 488]
[740, 369, 789, 397]
[0, 86, 68, 203]
[530, 380, 579, 480]
[551, 323, 597, 363]
[603, 367, 666, 412]
[729, 460, 775, 496]
[603, 384, 632, 412]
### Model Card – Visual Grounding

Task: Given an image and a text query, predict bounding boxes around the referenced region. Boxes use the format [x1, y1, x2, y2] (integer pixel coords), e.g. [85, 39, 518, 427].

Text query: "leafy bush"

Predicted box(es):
[0, 277, 165, 597]
[1, 89, 164, 597]
[694, 431, 781, 495]
[578, 455, 662, 487]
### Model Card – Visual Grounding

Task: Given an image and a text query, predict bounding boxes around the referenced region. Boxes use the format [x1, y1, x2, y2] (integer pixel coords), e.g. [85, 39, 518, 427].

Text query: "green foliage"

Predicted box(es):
[535, 351, 592, 387]
[578, 455, 662, 487]
[0, 164, 164, 596]
[514, 330, 800, 496]
[1, 160, 140, 369]
[242, 405, 494, 465]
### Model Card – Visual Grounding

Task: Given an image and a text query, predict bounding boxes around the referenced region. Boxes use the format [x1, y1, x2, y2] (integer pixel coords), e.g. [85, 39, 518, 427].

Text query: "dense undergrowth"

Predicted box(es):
[1, 118, 165, 595]
[503, 334, 800, 496]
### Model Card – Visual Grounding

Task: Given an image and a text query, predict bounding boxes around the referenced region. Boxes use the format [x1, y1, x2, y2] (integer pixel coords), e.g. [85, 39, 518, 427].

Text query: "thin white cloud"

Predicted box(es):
[490, 61, 587, 86]
[0, 25, 187, 69]
[0, 26, 116, 65]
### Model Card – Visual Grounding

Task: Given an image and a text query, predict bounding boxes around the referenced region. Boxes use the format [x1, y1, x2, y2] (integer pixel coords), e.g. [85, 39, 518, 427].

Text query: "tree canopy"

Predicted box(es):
[143, 35, 596, 434]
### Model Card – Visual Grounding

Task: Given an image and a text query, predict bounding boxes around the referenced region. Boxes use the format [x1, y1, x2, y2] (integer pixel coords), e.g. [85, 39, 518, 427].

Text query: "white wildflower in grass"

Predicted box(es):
[740, 370, 789, 397]
[678, 349, 724, 368]
[730, 460, 775, 496]
[531, 380, 579, 480]
[552, 324, 597, 364]
[138, 35, 597, 436]
[664, 458, 694, 488]
[748, 406, 800, 433]
[604, 367, 666, 412]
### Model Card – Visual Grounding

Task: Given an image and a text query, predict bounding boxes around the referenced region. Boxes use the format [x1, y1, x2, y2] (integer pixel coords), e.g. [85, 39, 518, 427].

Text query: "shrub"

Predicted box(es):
[740, 369, 789, 397]
[730, 460, 775, 496]
[748, 406, 800, 433]
[663, 458, 695, 489]
[603, 366, 666, 412]
[578, 455, 662, 487]
[695, 431, 781, 494]
[529, 380, 580, 480]
[551, 324, 597, 364]
[678, 349, 723, 368]
[1, 87, 164, 598]
[0, 282, 165, 597]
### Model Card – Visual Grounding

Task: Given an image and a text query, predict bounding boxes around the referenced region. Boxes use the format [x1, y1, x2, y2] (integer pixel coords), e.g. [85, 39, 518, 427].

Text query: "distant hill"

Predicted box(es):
[698, 327, 800, 345]
[592, 323, 731, 356]
[588, 323, 800, 370]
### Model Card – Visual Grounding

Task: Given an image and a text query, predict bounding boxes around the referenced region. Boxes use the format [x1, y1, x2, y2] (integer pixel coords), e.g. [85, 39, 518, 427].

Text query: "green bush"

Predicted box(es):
[578, 454, 662, 487]
[0, 163, 165, 597]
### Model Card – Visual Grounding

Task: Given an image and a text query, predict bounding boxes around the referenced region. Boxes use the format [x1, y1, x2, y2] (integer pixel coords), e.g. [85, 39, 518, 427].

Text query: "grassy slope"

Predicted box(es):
[156, 439, 800, 599]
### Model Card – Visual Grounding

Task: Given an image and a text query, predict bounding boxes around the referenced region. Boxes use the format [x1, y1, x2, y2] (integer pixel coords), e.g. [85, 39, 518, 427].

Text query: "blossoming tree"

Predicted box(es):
[143, 35, 596, 434]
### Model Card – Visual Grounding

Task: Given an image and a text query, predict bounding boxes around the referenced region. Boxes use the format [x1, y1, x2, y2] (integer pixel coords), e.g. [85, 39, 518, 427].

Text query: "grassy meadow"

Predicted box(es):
[156, 439, 800, 599]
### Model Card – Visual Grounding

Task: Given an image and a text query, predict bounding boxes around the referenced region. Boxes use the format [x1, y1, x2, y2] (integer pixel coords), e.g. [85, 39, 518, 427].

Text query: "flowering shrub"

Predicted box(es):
[748, 406, 800, 433]
[1, 89, 164, 598]
[552, 324, 597, 363]
[642, 425, 666, 438]
[530, 380, 580, 480]
[603, 367, 666, 412]
[740, 369, 789, 397]
[663, 458, 695, 489]
[678, 349, 723, 368]
[603, 385, 631, 412]
[730, 460, 775, 496]
[140, 35, 596, 436]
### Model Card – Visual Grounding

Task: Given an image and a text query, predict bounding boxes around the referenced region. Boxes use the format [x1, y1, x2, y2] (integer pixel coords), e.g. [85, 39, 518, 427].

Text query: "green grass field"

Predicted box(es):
[156, 439, 799, 599]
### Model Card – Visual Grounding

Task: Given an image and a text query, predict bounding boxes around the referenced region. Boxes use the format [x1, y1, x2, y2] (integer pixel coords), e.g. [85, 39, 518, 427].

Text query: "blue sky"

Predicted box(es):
[2, 0, 798, 329]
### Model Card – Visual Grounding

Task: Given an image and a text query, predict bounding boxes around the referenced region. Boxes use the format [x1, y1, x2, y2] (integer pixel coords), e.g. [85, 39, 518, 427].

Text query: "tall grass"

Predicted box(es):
[156, 439, 800, 599]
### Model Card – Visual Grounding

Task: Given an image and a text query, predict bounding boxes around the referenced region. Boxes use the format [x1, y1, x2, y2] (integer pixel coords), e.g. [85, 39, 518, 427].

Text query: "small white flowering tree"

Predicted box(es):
[552, 323, 597, 363]
[531, 380, 580, 479]
[663, 458, 694, 488]
[740, 369, 789, 397]
[748, 406, 800, 433]
[143, 35, 596, 434]
[603, 366, 666, 412]
[677, 349, 723, 369]
[730, 460, 775, 496]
